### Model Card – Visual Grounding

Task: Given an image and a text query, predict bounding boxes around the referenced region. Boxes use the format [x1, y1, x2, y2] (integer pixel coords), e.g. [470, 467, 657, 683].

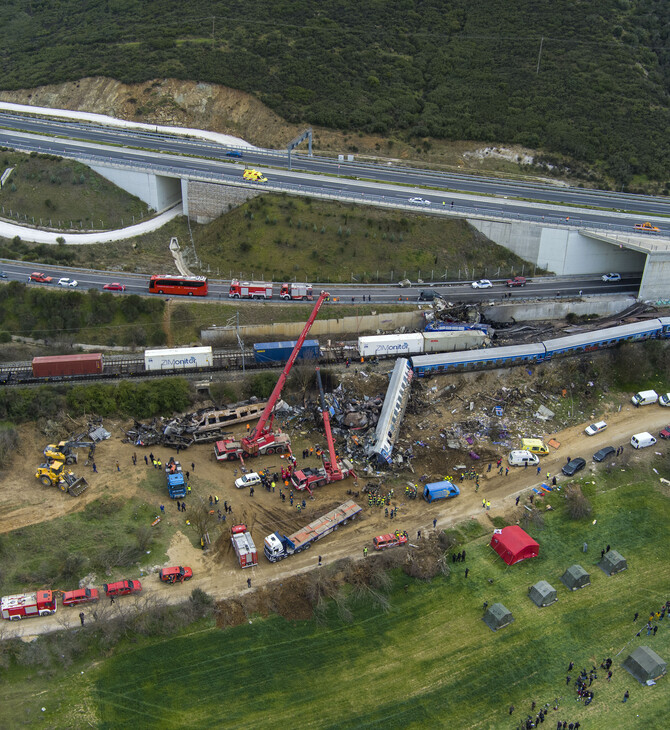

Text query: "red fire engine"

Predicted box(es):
[1, 590, 57, 620]
[228, 279, 273, 299]
[280, 283, 313, 300]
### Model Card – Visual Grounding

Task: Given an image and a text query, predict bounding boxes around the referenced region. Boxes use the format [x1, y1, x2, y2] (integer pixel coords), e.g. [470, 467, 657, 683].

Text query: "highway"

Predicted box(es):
[0, 261, 642, 305]
[1, 112, 669, 229]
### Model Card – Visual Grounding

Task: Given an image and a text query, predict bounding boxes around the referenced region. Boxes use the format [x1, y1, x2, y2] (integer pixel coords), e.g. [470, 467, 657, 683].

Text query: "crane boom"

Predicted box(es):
[316, 367, 342, 479]
[242, 291, 329, 455]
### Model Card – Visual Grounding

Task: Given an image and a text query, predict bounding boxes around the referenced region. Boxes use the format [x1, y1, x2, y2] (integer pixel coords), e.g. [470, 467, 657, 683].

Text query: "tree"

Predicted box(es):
[564, 485, 592, 520]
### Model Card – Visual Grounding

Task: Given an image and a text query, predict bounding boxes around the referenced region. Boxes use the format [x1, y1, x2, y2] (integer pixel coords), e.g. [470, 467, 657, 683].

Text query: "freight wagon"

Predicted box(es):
[32, 353, 103, 378]
[144, 346, 213, 371]
[253, 339, 320, 364]
[357, 330, 486, 358]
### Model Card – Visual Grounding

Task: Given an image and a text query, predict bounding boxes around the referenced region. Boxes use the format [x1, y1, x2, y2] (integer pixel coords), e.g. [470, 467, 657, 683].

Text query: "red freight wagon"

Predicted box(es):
[32, 353, 103, 378]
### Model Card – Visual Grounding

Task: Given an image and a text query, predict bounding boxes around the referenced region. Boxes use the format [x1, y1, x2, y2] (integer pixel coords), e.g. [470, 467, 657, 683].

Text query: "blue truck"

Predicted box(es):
[165, 458, 187, 499]
[423, 481, 460, 503]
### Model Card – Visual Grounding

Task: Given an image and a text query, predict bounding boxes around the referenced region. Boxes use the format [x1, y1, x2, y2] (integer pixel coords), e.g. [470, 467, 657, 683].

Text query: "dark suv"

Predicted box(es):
[418, 290, 440, 301]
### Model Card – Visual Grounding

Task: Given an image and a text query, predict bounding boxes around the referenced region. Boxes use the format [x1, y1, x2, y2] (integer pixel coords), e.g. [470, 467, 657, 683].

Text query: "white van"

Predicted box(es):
[630, 432, 657, 449]
[631, 390, 658, 406]
[659, 393, 670, 407]
[508, 450, 540, 467]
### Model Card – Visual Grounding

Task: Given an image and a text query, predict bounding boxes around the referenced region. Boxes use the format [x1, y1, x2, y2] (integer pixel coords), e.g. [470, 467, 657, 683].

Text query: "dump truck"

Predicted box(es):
[35, 460, 88, 496]
[231, 524, 259, 568]
[1, 590, 57, 620]
[165, 457, 187, 499]
[263, 500, 361, 562]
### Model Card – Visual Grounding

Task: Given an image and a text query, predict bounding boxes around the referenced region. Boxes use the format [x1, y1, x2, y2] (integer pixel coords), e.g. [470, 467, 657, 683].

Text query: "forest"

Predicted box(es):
[0, 0, 668, 182]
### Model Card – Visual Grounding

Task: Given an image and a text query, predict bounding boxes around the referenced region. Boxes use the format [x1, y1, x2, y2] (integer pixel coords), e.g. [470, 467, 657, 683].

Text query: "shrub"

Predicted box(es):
[564, 485, 592, 519]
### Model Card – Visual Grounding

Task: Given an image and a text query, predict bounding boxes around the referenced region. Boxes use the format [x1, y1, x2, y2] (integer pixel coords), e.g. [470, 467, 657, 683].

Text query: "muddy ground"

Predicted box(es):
[1, 361, 669, 639]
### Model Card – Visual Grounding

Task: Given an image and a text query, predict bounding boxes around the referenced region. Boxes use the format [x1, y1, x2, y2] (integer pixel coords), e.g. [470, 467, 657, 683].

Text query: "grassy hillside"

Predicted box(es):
[0, 466, 668, 728]
[0, 1, 668, 184]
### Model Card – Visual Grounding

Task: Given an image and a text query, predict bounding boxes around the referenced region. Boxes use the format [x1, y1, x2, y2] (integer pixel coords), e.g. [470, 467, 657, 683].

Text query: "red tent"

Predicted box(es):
[490, 526, 539, 565]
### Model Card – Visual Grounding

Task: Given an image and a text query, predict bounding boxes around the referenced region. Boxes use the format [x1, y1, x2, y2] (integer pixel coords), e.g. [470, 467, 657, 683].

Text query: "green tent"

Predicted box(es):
[623, 646, 667, 684]
[528, 580, 558, 607]
[483, 602, 514, 632]
[561, 564, 591, 590]
[598, 550, 627, 576]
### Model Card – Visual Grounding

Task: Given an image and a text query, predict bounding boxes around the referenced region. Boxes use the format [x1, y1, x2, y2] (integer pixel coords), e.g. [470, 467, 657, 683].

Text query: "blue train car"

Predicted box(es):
[542, 320, 663, 358]
[253, 339, 320, 364]
[410, 343, 546, 377]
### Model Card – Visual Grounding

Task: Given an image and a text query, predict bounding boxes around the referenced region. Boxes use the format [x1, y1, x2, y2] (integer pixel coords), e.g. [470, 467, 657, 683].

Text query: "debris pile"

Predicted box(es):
[124, 399, 269, 449]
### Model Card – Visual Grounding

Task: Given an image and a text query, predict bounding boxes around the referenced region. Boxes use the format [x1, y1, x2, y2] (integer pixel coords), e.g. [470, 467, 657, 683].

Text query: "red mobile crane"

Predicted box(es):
[214, 291, 330, 462]
[291, 367, 356, 491]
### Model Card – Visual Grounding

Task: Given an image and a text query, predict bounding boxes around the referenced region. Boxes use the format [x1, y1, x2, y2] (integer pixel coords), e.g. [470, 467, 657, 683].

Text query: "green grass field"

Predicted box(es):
[2, 464, 668, 729]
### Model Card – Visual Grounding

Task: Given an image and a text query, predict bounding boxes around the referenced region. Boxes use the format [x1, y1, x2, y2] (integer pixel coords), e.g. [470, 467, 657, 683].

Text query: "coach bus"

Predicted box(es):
[148, 275, 208, 296]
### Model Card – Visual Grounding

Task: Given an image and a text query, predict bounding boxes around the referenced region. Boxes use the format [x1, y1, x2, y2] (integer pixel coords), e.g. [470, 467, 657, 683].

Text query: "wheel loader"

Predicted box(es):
[35, 460, 88, 496]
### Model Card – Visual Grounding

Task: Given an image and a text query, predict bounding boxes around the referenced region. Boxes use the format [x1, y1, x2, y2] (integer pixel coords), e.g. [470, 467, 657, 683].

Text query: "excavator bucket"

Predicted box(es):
[67, 476, 89, 497]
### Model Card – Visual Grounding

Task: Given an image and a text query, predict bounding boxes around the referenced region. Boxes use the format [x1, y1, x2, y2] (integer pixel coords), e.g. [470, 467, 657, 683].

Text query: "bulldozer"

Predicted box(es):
[43, 439, 95, 465]
[35, 459, 89, 496]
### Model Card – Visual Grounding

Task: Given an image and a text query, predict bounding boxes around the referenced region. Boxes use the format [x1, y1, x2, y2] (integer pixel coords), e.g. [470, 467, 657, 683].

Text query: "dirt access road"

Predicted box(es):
[2, 398, 668, 640]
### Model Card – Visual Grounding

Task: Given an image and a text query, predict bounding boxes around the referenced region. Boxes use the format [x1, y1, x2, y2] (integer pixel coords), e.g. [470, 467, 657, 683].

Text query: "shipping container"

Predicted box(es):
[421, 330, 486, 353]
[32, 353, 103, 378]
[144, 346, 213, 371]
[253, 339, 320, 364]
[358, 333, 424, 358]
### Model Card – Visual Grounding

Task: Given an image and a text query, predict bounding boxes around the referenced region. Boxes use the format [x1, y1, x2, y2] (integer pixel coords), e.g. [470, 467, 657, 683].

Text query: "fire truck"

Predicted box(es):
[215, 291, 329, 462]
[231, 524, 258, 568]
[291, 367, 356, 492]
[280, 283, 313, 300]
[228, 279, 273, 299]
[1, 590, 57, 620]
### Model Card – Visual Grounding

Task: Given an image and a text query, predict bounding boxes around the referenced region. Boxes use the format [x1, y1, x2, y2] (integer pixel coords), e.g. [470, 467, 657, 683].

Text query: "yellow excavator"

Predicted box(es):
[35, 459, 89, 496]
[43, 439, 95, 465]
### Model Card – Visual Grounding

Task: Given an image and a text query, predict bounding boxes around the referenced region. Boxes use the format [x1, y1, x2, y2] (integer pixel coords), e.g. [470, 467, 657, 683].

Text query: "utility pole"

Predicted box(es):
[536, 36, 544, 75]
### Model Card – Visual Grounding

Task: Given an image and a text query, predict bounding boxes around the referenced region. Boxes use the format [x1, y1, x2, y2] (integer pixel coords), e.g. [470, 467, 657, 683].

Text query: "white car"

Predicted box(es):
[408, 197, 430, 205]
[471, 279, 493, 289]
[601, 273, 621, 282]
[58, 277, 78, 287]
[235, 472, 262, 489]
[585, 420, 607, 436]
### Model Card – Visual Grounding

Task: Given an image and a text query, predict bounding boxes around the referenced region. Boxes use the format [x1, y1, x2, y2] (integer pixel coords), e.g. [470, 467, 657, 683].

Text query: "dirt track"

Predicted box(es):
[2, 388, 669, 640]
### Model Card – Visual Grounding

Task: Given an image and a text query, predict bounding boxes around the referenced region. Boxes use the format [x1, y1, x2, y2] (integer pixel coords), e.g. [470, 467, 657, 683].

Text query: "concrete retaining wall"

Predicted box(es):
[91, 167, 181, 211]
[486, 296, 637, 324]
[183, 180, 260, 223]
[202, 310, 425, 344]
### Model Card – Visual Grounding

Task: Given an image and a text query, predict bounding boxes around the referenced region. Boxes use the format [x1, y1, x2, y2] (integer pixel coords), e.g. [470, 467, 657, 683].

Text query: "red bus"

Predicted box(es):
[148, 275, 208, 296]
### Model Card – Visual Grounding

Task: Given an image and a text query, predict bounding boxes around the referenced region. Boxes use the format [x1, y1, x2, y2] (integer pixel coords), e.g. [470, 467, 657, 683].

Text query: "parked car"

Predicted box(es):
[506, 276, 526, 287]
[158, 566, 193, 584]
[593, 446, 616, 463]
[58, 277, 78, 287]
[29, 272, 53, 283]
[102, 579, 142, 597]
[408, 197, 430, 205]
[562, 457, 586, 476]
[235, 472, 262, 489]
[658, 393, 670, 407]
[585, 421, 607, 436]
[601, 273, 621, 282]
[62, 587, 100, 606]
[103, 282, 126, 291]
[659, 426, 670, 440]
[630, 432, 656, 449]
[471, 279, 493, 289]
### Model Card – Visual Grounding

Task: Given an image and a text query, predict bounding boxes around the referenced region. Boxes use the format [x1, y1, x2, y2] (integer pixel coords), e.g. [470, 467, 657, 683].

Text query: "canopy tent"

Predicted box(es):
[623, 646, 667, 684]
[490, 526, 539, 565]
[561, 564, 591, 590]
[528, 580, 558, 607]
[483, 602, 514, 632]
[598, 549, 627, 576]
